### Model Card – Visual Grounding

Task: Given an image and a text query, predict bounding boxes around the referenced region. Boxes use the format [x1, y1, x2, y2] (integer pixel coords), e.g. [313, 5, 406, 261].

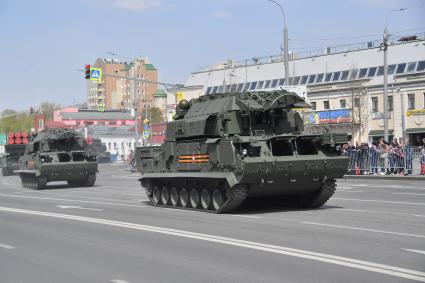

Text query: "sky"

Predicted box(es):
[0, 0, 424, 112]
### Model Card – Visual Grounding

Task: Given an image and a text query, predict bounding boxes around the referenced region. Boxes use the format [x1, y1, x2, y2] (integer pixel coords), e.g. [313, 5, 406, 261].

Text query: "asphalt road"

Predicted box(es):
[0, 163, 424, 283]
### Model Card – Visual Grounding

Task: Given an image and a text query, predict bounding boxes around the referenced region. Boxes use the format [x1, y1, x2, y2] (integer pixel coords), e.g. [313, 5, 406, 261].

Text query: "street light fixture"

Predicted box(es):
[382, 8, 406, 142]
[267, 0, 289, 85]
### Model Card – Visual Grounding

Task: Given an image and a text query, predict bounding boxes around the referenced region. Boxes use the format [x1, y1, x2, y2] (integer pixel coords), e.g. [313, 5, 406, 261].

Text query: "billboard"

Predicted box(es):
[0, 133, 6, 145]
[305, 109, 352, 125]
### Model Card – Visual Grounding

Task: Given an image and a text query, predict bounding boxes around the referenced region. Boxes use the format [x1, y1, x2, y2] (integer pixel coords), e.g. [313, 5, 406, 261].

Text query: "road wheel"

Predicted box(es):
[83, 174, 96, 187]
[190, 188, 200, 208]
[201, 189, 212, 210]
[161, 186, 170, 205]
[212, 189, 225, 211]
[180, 187, 189, 207]
[170, 187, 180, 207]
[35, 177, 47, 190]
[152, 185, 161, 205]
[299, 179, 336, 209]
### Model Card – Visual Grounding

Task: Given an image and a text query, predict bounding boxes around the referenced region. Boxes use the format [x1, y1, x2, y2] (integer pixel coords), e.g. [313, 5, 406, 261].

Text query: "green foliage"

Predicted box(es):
[0, 101, 61, 133]
[148, 107, 164, 124]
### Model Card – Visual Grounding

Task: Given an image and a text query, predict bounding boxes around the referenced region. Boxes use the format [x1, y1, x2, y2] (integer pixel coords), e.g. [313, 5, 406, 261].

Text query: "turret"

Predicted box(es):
[165, 90, 310, 141]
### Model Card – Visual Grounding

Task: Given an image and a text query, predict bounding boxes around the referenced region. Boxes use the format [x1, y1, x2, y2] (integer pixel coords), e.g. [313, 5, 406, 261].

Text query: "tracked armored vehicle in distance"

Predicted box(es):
[137, 90, 349, 213]
[16, 128, 98, 189]
[1, 144, 26, 176]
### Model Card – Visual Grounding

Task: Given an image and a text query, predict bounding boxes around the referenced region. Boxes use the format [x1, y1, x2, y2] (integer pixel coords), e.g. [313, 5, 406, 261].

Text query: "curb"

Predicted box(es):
[343, 175, 425, 181]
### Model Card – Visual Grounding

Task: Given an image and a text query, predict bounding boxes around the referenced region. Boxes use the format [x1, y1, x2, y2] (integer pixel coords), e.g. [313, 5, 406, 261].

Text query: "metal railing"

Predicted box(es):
[345, 147, 425, 176]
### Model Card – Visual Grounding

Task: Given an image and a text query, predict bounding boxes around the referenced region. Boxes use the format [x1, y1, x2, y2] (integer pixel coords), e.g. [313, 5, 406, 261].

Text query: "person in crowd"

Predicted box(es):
[421, 138, 425, 175]
[369, 142, 379, 175]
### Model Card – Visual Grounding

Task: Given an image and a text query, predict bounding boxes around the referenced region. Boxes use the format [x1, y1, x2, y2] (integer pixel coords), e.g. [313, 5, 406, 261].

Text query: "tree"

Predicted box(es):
[0, 109, 33, 133]
[148, 107, 164, 124]
[39, 102, 61, 121]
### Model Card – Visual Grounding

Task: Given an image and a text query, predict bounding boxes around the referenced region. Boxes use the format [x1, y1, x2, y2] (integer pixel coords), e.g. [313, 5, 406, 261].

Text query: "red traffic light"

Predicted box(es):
[85, 64, 91, 79]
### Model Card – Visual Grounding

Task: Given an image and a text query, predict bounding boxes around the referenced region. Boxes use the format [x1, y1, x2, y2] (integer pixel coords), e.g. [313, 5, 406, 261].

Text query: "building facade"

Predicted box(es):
[87, 58, 159, 111]
[182, 35, 425, 145]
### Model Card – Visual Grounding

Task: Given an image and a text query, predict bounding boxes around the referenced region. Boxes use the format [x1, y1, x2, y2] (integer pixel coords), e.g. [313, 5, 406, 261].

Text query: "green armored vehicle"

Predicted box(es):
[16, 128, 98, 189]
[1, 144, 26, 176]
[137, 90, 349, 213]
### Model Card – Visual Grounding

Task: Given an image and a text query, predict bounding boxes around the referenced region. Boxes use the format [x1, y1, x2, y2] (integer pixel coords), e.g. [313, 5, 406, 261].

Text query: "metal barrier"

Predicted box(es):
[346, 147, 425, 176]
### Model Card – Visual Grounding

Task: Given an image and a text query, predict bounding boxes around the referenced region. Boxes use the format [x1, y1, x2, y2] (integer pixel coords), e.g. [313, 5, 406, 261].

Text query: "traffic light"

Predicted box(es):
[29, 107, 34, 114]
[85, 64, 91, 79]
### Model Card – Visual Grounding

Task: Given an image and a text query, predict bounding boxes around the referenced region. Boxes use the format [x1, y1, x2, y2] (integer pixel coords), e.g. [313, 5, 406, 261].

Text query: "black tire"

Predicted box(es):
[35, 177, 47, 190]
[180, 187, 189, 207]
[189, 188, 200, 208]
[152, 185, 161, 205]
[299, 179, 336, 208]
[2, 168, 11, 176]
[161, 186, 170, 205]
[83, 174, 96, 187]
[67, 180, 80, 187]
[170, 187, 179, 206]
[212, 189, 225, 211]
[201, 189, 212, 210]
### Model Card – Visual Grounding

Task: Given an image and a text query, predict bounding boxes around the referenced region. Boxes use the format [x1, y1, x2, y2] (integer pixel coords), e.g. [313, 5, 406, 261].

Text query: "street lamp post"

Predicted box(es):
[267, 0, 289, 85]
[382, 8, 406, 142]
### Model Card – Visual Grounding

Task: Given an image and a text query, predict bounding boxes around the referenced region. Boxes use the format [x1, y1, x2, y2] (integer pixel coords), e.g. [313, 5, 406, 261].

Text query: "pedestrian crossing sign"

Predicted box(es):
[90, 68, 102, 81]
[97, 104, 105, 112]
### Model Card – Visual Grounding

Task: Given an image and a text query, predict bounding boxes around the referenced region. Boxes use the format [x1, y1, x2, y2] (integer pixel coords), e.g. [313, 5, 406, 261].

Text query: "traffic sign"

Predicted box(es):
[97, 104, 105, 112]
[143, 131, 150, 138]
[90, 68, 102, 81]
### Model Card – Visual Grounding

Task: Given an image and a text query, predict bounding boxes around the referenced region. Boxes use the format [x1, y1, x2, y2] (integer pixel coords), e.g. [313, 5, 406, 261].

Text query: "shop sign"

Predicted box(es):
[406, 109, 425, 117]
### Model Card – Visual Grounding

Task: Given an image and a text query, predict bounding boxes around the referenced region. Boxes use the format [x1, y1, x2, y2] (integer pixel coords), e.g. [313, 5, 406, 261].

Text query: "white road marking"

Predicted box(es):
[229, 214, 262, 219]
[414, 214, 425, 218]
[0, 194, 146, 208]
[0, 243, 15, 249]
[0, 207, 425, 282]
[392, 193, 425, 196]
[334, 208, 368, 213]
[333, 197, 425, 206]
[402, 249, 425, 256]
[57, 205, 103, 211]
[301, 222, 425, 239]
[111, 280, 130, 283]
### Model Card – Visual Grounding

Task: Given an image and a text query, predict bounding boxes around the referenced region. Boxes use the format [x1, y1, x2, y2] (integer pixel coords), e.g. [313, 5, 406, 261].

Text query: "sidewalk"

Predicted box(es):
[344, 174, 425, 181]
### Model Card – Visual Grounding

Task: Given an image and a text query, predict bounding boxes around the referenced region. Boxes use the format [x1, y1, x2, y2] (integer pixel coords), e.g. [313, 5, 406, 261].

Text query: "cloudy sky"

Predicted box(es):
[0, 0, 424, 111]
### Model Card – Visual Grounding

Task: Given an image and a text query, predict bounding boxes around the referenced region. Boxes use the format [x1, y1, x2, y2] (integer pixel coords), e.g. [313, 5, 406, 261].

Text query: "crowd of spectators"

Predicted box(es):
[342, 137, 425, 176]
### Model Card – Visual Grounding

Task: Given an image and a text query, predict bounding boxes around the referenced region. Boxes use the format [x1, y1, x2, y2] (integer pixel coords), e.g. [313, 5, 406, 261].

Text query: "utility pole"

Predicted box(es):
[133, 78, 139, 146]
[267, 0, 289, 85]
[382, 8, 406, 142]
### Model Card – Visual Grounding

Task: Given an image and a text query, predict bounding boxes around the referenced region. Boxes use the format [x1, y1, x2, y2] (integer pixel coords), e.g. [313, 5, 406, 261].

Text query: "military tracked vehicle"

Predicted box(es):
[1, 144, 26, 176]
[137, 90, 349, 213]
[16, 128, 98, 189]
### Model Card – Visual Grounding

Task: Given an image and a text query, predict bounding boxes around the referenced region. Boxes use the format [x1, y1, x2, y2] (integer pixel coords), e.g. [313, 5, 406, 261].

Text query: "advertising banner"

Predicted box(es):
[305, 109, 352, 125]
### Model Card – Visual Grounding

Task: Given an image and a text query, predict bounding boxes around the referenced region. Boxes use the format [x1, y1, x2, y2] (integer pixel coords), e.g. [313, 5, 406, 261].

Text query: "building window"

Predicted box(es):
[293, 77, 300, 85]
[300, 76, 308, 85]
[388, 96, 393, 111]
[340, 99, 346, 108]
[417, 61, 425, 72]
[316, 73, 324, 83]
[311, 102, 316, 110]
[264, 80, 271, 88]
[358, 68, 368, 78]
[323, 101, 330, 110]
[388, 64, 396, 75]
[332, 72, 341, 81]
[257, 81, 264, 89]
[236, 83, 244, 92]
[377, 66, 384, 76]
[396, 63, 406, 74]
[109, 121, 117, 125]
[367, 67, 377, 77]
[271, 79, 278, 88]
[324, 73, 332, 82]
[408, 94, 415, 110]
[278, 78, 285, 86]
[122, 121, 126, 125]
[354, 98, 360, 108]
[108, 143, 111, 150]
[406, 62, 416, 73]
[307, 75, 316, 84]
[249, 82, 257, 90]
[340, 70, 349, 80]
[371, 97, 378, 112]
[114, 142, 118, 150]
